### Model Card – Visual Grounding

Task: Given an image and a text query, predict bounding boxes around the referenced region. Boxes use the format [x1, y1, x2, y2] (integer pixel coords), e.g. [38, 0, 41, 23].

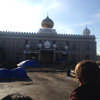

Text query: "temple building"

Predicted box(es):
[0, 16, 96, 65]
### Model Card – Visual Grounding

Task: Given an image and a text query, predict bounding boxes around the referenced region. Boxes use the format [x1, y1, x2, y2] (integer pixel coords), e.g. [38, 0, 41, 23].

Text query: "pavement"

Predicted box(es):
[0, 72, 78, 100]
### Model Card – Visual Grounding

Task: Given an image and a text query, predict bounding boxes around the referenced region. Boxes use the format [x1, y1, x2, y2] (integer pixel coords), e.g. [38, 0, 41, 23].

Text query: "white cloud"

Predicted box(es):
[0, 0, 43, 32]
[55, 22, 75, 34]
[0, 0, 65, 32]
[66, 13, 100, 29]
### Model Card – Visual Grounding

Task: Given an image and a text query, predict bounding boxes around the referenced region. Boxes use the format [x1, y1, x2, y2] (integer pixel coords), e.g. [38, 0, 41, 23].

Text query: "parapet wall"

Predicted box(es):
[0, 31, 95, 41]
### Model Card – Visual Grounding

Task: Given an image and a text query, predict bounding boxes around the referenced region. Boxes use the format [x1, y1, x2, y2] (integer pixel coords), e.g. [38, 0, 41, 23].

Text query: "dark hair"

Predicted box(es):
[75, 60, 99, 84]
[2, 93, 33, 100]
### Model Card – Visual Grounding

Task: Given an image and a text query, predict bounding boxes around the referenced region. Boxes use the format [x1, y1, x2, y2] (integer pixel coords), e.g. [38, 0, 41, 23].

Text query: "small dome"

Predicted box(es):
[41, 16, 54, 28]
[53, 44, 56, 48]
[38, 43, 42, 48]
[26, 44, 30, 48]
[65, 45, 68, 50]
[83, 26, 91, 35]
[44, 40, 51, 48]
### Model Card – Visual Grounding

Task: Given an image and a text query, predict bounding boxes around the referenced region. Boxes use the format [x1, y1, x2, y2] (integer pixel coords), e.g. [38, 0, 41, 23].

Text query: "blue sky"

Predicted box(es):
[0, 0, 100, 55]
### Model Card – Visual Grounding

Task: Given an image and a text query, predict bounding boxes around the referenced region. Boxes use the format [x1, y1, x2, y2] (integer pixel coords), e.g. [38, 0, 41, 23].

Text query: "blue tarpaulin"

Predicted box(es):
[17, 60, 42, 68]
[0, 67, 29, 80]
[0, 69, 11, 79]
[11, 67, 29, 79]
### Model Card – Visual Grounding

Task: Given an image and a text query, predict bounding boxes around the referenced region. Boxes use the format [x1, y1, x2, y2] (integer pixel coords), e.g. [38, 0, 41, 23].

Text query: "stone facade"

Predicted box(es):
[0, 16, 96, 65]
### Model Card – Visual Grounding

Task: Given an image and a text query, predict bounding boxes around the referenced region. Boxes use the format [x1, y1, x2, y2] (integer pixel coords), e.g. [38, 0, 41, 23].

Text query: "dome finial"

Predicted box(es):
[47, 12, 48, 17]
[86, 24, 88, 29]
[86, 24, 87, 28]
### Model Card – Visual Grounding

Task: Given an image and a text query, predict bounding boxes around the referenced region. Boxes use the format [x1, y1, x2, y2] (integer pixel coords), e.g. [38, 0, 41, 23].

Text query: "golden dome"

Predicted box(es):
[41, 16, 54, 28]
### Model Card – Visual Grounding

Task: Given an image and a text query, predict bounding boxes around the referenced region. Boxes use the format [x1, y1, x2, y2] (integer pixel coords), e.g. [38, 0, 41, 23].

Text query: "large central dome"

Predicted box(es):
[41, 16, 54, 28]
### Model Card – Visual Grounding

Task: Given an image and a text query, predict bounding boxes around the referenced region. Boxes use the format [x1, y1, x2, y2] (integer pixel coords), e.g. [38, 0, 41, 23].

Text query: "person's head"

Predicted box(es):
[2, 93, 33, 100]
[75, 60, 99, 85]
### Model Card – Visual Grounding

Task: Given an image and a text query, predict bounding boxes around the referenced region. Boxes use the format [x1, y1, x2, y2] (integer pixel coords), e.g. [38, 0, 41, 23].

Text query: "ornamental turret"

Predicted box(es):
[83, 25, 91, 35]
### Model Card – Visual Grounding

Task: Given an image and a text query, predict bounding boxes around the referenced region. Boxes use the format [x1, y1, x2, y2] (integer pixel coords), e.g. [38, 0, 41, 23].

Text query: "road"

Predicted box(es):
[0, 72, 78, 100]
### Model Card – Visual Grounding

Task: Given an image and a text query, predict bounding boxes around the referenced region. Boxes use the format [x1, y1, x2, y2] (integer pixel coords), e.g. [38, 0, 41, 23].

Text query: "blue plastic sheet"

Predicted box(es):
[0, 67, 29, 80]
[11, 67, 29, 79]
[0, 69, 11, 79]
[17, 60, 42, 68]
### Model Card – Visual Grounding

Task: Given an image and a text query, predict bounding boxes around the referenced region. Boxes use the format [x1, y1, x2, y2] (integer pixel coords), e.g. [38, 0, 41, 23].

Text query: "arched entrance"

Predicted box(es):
[40, 49, 54, 64]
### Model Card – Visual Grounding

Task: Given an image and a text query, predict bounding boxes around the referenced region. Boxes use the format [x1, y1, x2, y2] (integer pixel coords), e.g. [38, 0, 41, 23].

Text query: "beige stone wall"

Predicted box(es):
[0, 31, 96, 65]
